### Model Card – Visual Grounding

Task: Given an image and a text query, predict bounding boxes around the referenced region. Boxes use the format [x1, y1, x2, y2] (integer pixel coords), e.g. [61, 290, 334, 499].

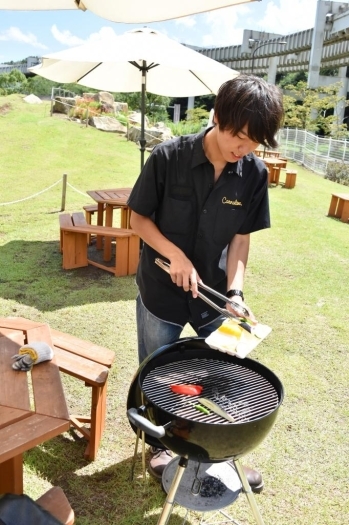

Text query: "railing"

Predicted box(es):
[277, 128, 349, 175]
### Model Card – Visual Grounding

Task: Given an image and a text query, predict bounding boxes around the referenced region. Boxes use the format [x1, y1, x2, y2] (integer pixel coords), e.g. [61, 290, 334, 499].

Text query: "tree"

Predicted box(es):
[283, 80, 349, 138]
[27, 75, 61, 96]
[0, 69, 28, 95]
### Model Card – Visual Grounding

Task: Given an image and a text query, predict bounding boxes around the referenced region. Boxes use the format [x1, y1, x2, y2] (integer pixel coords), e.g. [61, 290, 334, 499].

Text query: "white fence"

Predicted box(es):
[277, 128, 349, 175]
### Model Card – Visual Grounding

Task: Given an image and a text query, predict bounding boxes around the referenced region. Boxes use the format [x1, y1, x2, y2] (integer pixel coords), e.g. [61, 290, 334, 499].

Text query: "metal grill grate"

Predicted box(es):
[142, 358, 279, 424]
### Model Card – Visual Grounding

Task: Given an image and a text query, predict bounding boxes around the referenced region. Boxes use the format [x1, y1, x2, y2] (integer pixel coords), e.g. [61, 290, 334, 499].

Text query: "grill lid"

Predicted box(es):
[141, 357, 280, 424]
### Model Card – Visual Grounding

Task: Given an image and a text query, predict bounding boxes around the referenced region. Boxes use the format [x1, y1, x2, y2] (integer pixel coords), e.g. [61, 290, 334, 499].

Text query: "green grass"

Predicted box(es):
[1, 94, 349, 525]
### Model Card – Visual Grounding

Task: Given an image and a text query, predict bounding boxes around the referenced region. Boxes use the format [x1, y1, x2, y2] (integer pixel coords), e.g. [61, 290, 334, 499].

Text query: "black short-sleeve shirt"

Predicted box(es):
[127, 128, 270, 330]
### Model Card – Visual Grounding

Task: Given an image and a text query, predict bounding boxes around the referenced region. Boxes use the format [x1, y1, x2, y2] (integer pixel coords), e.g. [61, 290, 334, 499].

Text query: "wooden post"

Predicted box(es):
[61, 174, 67, 211]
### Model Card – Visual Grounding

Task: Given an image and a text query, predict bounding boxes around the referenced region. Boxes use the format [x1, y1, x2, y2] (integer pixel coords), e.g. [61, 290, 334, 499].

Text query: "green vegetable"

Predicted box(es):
[194, 403, 210, 415]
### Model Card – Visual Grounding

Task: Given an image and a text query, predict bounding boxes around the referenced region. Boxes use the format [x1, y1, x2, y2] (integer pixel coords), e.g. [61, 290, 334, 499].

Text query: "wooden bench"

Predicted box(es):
[36, 486, 75, 525]
[327, 192, 349, 223]
[0, 317, 115, 461]
[59, 212, 140, 276]
[83, 203, 100, 224]
[284, 170, 297, 189]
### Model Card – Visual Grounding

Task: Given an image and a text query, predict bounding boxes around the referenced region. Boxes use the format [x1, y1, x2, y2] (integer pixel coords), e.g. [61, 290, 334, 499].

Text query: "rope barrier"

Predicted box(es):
[66, 181, 90, 197]
[0, 177, 93, 207]
[0, 178, 62, 206]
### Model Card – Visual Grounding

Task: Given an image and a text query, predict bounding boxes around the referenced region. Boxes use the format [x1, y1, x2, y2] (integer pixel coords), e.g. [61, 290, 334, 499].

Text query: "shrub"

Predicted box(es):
[325, 160, 349, 186]
[69, 96, 115, 120]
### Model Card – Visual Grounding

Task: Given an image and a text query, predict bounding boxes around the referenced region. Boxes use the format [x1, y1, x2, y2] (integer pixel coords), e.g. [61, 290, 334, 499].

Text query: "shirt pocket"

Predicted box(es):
[213, 205, 247, 245]
[159, 195, 194, 235]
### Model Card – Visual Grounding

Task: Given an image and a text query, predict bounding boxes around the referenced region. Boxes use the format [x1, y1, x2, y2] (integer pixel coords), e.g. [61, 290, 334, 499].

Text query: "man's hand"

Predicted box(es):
[226, 296, 258, 325]
[169, 254, 201, 298]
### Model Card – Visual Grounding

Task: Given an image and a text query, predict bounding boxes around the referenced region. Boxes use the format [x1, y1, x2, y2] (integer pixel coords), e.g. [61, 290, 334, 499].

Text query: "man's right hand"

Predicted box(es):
[168, 254, 201, 298]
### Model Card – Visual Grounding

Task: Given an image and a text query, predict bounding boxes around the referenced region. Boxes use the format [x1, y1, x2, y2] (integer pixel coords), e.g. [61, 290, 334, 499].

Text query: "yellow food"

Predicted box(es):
[218, 323, 243, 338]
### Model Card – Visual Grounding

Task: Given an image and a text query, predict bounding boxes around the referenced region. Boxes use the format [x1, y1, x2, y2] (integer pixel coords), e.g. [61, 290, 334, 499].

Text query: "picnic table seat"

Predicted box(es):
[0, 317, 115, 461]
[59, 212, 140, 276]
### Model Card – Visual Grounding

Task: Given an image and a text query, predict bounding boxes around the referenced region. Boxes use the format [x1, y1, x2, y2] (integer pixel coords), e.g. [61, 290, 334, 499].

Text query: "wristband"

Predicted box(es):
[226, 289, 244, 301]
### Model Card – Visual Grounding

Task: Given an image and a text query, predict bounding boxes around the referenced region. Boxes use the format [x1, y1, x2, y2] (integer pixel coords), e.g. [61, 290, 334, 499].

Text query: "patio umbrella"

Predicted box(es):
[0, 0, 259, 23]
[29, 28, 239, 168]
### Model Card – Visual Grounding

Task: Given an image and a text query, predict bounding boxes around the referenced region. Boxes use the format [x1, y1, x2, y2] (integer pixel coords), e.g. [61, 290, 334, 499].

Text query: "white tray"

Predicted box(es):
[205, 319, 272, 359]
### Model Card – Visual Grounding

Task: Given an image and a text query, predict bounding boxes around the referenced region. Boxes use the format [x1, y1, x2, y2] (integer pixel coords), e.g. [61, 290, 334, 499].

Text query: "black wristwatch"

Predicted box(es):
[226, 289, 244, 301]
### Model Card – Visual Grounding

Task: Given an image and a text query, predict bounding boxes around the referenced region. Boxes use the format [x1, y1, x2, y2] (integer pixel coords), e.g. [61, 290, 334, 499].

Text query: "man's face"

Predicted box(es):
[216, 124, 260, 163]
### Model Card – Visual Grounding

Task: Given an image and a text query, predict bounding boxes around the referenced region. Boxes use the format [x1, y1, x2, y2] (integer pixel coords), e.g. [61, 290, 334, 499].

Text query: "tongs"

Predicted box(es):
[155, 258, 256, 335]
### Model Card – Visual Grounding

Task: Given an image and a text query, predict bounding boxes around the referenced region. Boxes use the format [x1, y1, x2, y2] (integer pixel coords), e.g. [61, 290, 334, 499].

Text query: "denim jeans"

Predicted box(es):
[136, 294, 225, 364]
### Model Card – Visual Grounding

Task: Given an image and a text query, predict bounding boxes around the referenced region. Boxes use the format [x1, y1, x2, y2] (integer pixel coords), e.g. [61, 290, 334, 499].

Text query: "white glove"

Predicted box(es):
[12, 341, 54, 371]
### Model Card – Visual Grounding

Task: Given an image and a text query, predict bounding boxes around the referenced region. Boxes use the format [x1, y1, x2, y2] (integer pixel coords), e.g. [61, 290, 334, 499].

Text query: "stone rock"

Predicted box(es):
[114, 101, 128, 113]
[89, 116, 127, 133]
[23, 94, 42, 104]
[127, 125, 173, 148]
[82, 91, 115, 114]
[128, 111, 150, 128]
[53, 97, 77, 114]
[83, 91, 114, 106]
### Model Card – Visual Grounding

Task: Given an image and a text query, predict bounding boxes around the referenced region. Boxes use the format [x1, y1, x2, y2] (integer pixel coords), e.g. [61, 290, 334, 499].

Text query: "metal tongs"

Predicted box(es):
[155, 258, 255, 335]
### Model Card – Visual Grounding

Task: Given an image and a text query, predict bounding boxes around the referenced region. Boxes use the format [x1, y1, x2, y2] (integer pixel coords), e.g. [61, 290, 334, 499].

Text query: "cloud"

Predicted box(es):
[51, 24, 117, 47]
[254, 0, 318, 35]
[170, 0, 319, 48]
[51, 24, 86, 46]
[192, 4, 251, 47]
[175, 16, 196, 28]
[0, 27, 48, 50]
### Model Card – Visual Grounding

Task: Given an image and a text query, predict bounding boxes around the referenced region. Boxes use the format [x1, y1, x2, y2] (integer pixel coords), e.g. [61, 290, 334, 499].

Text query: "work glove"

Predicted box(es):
[12, 341, 54, 371]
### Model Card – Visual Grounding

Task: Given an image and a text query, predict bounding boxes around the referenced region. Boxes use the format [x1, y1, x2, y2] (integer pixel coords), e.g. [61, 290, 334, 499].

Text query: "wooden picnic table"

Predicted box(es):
[262, 157, 288, 185]
[327, 192, 349, 223]
[86, 187, 133, 260]
[0, 323, 70, 494]
[255, 149, 281, 158]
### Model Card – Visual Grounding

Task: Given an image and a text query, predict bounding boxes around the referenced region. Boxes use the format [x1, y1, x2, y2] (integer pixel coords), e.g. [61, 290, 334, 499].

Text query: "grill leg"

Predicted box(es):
[233, 459, 265, 525]
[157, 457, 188, 525]
[130, 429, 147, 481]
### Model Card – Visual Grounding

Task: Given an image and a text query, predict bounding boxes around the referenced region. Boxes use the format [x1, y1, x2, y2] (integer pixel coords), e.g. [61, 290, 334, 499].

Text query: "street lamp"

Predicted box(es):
[250, 39, 287, 73]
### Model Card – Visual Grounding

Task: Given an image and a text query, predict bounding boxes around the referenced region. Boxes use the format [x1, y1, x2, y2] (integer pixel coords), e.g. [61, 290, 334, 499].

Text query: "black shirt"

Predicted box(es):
[127, 128, 270, 330]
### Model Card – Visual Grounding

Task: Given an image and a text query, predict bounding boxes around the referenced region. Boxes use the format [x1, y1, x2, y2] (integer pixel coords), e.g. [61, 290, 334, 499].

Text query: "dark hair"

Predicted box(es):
[214, 74, 284, 149]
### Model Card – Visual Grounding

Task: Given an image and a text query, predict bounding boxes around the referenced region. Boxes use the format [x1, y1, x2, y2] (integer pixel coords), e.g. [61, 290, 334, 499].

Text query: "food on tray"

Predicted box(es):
[217, 322, 243, 338]
[205, 319, 272, 359]
[170, 384, 203, 396]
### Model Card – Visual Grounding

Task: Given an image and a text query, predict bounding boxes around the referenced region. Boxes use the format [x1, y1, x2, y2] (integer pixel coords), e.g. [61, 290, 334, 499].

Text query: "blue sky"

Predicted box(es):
[0, 0, 321, 63]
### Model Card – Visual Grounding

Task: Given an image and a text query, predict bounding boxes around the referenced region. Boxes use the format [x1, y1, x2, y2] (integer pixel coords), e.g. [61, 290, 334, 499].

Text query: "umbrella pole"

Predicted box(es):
[140, 61, 147, 170]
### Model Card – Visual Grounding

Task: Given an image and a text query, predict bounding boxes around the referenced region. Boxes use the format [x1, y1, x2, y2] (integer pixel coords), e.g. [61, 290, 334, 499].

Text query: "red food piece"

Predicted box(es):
[170, 384, 203, 396]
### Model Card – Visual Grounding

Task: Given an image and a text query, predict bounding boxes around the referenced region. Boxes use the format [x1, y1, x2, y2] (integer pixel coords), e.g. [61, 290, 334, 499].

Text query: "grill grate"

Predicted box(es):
[142, 358, 279, 424]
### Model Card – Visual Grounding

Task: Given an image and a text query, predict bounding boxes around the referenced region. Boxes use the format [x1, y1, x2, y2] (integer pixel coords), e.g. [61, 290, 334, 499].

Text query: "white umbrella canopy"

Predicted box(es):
[30, 28, 239, 97]
[30, 28, 239, 167]
[0, 0, 259, 23]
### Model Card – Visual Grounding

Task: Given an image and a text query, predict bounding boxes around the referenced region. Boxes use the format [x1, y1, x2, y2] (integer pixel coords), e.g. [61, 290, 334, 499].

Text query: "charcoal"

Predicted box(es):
[200, 476, 227, 498]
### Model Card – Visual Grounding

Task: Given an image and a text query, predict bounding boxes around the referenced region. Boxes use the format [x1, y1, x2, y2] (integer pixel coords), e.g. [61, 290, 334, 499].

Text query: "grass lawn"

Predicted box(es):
[1, 94, 348, 525]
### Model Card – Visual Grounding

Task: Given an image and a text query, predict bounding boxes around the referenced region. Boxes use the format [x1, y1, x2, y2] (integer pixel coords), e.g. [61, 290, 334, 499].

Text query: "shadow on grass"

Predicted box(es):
[0, 240, 137, 311]
[25, 434, 189, 525]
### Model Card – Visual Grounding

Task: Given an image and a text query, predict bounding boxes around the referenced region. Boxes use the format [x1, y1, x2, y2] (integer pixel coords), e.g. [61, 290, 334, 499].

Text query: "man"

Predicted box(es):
[127, 74, 284, 492]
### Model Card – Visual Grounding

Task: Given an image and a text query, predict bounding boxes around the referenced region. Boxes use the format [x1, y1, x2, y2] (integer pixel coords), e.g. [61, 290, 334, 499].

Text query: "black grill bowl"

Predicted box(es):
[127, 337, 284, 462]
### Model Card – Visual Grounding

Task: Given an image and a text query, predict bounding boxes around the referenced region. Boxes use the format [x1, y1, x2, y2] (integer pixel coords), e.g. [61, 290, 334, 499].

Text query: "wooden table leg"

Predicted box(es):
[340, 199, 349, 222]
[121, 207, 131, 229]
[0, 454, 23, 494]
[273, 167, 281, 185]
[103, 204, 114, 261]
[96, 203, 105, 250]
[328, 195, 339, 217]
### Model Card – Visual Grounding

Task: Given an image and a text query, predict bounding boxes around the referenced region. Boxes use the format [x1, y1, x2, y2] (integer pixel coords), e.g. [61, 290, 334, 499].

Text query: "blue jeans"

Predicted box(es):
[136, 294, 225, 364]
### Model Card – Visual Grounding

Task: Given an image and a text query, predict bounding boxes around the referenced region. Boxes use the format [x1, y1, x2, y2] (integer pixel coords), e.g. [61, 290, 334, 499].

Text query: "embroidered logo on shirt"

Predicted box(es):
[222, 197, 242, 206]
